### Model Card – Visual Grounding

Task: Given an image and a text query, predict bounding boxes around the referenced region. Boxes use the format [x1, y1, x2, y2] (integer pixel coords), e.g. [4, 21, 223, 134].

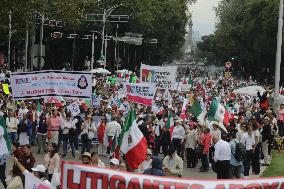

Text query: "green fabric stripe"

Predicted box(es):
[118, 110, 135, 146]
[207, 99, 218, 121]
[0, 117, 11, 152]
[166, 112, 172, 129]
[189, 100, 202, 117]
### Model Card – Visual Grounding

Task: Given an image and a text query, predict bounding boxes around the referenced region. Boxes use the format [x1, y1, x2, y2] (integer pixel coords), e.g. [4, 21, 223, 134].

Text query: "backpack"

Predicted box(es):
[233, 141, 246, 161]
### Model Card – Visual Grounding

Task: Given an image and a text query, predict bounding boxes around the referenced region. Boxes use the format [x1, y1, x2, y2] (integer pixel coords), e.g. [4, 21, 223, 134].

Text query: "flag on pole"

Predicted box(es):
[189, 100, 205, 124]
[166, 111, 175, 136]
[0, 115, 11, 162]
[180, 98, 189, 120]
[37, 100, 42, 113]
[208, 98, 230, 126]
[119, 110, 147, 169]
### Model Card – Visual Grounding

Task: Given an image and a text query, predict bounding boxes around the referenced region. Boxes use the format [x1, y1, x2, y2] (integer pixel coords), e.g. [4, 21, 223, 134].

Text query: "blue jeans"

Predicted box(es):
[9, 132, 18, 143]
[62, 134, 75, 156]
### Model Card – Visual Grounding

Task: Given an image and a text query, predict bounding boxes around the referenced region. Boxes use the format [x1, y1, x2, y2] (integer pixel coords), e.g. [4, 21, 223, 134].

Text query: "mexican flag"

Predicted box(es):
[166, 111, 174, 136]
[0, 115, 11, 159]
[119, 110, 147, 169]
[189, 100, 205, 124]
[208, 98, 230, 126]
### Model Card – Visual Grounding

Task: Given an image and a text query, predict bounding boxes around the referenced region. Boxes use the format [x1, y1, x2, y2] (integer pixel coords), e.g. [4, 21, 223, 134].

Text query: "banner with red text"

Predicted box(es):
[140, 64, 177, 89]
[62, 162, 284, 189]
[126, 83, 156, 106]
[11, 70, 92, 100]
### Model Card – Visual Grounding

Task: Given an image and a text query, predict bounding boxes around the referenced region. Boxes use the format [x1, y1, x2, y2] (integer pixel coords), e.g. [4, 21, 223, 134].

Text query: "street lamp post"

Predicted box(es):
[274, 0, 283, 111]
[8, 10, 11, 70]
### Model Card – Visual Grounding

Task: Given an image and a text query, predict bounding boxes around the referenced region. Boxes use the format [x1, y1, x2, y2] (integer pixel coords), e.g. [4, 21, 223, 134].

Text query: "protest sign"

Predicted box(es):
[25, 171, 50, 189]
[11, 70, 92, 100]
[62, 161, 284, 189]
[126, 83, 156, 106]
[2, 84, 10, 94]
[140, 64, 177, 89]
[67, 101, 81, 116]
[92, 95, 101, 108]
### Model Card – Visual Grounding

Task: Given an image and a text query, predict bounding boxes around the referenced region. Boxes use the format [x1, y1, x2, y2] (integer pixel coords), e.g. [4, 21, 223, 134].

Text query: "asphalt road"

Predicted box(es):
[1, 145, 265, 188]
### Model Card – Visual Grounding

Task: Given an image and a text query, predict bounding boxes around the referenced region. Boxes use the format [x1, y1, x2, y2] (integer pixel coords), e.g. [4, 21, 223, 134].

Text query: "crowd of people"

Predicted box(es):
[0, 67, 283, 189]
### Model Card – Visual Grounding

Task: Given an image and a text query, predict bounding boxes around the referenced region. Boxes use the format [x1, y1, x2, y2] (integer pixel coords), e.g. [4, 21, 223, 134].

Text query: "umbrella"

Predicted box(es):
[116, 69, 132, 74]
[233, 85, 266, 96]
[90, 68, 111, 75]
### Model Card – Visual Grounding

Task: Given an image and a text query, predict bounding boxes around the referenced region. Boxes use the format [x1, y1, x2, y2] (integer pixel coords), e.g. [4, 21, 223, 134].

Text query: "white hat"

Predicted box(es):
[31, 164, 46, 173]
[175, 118, 183, 124]
[107, 105, 112, 109]
[110, 158, 119, 165]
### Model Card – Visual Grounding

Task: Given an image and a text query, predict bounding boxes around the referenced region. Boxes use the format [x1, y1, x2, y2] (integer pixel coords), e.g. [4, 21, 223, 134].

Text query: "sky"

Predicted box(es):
[189, 0, 220, 36]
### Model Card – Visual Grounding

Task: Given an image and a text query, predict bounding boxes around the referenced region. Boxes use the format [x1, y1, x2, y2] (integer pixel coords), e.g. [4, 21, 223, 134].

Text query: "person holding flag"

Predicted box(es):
[0, 111, 11, 188]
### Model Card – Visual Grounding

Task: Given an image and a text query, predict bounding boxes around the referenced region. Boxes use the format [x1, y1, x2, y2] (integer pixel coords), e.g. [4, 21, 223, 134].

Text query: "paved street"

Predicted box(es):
[2, 145, 265, 187]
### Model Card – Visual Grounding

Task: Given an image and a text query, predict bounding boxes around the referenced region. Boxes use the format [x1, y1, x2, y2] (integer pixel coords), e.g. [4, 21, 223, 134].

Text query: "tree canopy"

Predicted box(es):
[0, 0, 196, 70]
[197, 0, 283, 82]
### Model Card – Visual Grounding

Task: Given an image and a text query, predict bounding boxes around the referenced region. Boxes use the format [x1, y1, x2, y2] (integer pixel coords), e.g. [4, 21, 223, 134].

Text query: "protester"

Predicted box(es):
[91, 152, 105, 168]
[37, 112, 48, 154]
[5, 165, 23, 189]
[105, 117, 121, 156]
[47, 109, 61, 144]
[44, 143, 60, 181]
[97, 118, 107, 156]
[184, 124, 198, 168]
[61, 113, 76, 158]
[18, 114, 31, 146]
[241, 124, 255, 176]
[228, 132, 242, 179]
[212, 134, 231, 179]
[143, 156, 165, 176]
[137, 149, 152, 173]
[19, 144, 35, 172]
[109, 158, 120, 170]
[261, 117, 272, 166]
[81, 152, 92, 165]
[171, 119, 185, 157]
[81, 114, 96, 154]
[6, 110, 18, 143]
[163, 148, 183, 177]
[199, 128, 211, 172]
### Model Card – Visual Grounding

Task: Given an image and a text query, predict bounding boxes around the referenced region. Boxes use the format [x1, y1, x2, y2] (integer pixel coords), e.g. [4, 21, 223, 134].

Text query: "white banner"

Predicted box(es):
[140, 64, 177, 89]
[25, 171, 50, 189]
[62, 162, 284, 189]
[11, 70, 92, 100]
[126, 83, 156, 106]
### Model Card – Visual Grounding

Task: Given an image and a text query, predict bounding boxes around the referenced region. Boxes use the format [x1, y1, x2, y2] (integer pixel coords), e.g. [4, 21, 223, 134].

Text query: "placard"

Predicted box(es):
[11, 70, 92, 100]
[126, 83, 156, 106]
[140, 64, 177, 89]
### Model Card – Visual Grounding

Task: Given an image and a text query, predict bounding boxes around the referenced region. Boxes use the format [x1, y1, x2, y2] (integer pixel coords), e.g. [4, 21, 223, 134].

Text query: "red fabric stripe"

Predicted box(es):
[223, 110, 230, 126]
[125, 137, 147, 169]
[127, 94, 153, 106]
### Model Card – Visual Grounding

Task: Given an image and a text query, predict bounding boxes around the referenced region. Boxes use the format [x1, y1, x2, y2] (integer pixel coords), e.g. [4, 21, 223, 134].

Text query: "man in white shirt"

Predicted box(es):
[6, 110, 19, 143]
[213, 134, 231, 179]
[18, 102, 29, 120]
[171, 119, 185, 157]
[105, 117, 121, 155]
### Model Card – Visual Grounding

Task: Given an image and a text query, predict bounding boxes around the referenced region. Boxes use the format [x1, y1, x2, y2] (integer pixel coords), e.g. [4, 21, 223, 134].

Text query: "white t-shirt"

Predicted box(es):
[241, 132, 255, 150]
[172, 125, 185, 140]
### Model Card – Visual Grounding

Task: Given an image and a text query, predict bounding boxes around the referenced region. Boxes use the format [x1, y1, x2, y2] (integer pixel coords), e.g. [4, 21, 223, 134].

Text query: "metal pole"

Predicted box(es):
[274, 0, 283, 111]
[8, 10, 11, 70]
[30, 13, 36, 71]
[24, 24, 28, 72]
[101, 9, 106, 59]
[91, 32, 95, 70]
[115, 24, 118, 71]
[71, 36, 76, 70]
[104, 36, 107, 69]
[38, 14, 44, 70]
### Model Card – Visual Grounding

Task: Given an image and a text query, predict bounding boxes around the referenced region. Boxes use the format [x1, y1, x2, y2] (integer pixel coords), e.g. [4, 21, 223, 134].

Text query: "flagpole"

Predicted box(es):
[274, 0, 283, 111]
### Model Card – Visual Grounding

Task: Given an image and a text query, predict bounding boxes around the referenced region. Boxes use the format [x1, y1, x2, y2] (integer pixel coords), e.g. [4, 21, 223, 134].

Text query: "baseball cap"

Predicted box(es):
[31, 164, 46, 173]
[110, 158, 119, 165]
